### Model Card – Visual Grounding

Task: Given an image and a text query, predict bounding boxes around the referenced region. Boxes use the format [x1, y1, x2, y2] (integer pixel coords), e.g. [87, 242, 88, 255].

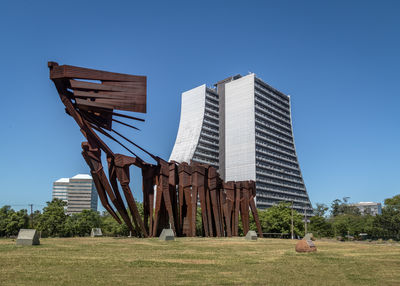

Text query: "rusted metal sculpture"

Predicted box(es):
[49, 62, 263, 238]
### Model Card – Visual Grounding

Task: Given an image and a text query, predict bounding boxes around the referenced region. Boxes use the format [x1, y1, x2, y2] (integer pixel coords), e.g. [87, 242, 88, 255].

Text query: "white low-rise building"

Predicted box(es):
[351, 202, 382, 216]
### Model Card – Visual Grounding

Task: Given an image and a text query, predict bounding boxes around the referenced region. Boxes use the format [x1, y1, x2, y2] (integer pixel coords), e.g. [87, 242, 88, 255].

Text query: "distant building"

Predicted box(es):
[170, 74, 312, 214]
[52, 178, 69, 203]
[52, 174, 98, 214]
[351, 202, 382, 216]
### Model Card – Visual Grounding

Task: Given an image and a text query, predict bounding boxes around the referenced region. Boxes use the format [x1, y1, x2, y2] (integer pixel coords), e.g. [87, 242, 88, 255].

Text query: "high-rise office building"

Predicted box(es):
[52, 174, 98, 214]
[170, 74, 312, 214]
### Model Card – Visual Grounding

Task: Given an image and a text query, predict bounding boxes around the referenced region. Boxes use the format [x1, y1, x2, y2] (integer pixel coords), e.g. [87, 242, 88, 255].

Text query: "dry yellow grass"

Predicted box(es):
[0, 237, 400, 285]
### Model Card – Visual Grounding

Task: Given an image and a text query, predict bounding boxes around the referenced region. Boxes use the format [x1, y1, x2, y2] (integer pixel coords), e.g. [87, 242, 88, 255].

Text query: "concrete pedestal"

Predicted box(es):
[16, 229, 40, 246]
[245, 230, 258, 240]
[159, 229, 175, 241]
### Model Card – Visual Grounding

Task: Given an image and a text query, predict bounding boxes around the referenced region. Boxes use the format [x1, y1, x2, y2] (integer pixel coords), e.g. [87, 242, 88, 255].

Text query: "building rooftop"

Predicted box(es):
[71, 174, 92, 180]
[353, 202, 381, 206]
[55, 178, 69, 183]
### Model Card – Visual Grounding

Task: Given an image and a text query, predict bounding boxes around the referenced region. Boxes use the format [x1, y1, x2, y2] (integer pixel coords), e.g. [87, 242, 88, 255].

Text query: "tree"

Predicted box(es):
[32, 210, 42, 228]
[309, 215, 333, 237]
[384, 194, 400, 211]
[331, 198, 360, 217]
[37, 199, 68, 237]
[0, 206, 29, 237]
[69, 209, 102, 236]
[371, 206, 400, 240]
[314, 203, 329, 217]
[101, 212, 129, 236]
[258, 202, 304, 236]
[0, 206, 12, 236]
[332, 214, 374, 238]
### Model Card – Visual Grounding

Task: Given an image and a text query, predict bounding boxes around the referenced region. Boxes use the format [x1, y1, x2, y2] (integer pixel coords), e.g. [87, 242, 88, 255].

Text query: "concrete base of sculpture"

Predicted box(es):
[159, 229, 175, 241]
[16, 229, 40, 246]
[91, 228, 103, 237]
[245, 230, 258, 241]
[295, 239, 317, 252]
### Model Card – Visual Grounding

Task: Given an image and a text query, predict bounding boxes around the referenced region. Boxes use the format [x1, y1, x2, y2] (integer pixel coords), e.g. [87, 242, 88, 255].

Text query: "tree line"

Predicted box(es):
[309, 195, 400, 240]
[1, 194, 399, 239]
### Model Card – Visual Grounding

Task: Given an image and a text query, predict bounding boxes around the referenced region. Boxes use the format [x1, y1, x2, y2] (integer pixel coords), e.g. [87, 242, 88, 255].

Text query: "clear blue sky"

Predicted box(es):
[1, 0, 399, 211]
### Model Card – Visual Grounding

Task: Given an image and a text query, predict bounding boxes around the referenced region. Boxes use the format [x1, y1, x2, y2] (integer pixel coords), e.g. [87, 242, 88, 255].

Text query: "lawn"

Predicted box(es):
[0, 237, 399, 285]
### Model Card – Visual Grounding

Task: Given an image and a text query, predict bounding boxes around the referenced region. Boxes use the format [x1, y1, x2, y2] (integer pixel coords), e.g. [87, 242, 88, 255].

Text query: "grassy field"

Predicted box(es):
[1, 237, 400, 286]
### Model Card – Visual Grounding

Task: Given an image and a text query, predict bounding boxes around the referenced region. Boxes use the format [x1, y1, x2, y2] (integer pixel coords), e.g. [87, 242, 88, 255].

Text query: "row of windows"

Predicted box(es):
[54, 184, 92, 188]
[205, 102, 219, 113]
[256, 199, 312, 211]
[257, 182, 306, 196]
[255, 131, 294, 150]
[196, 143, 219, 157]
[256, 166, 303, 184]
[254, 80, 290, 105]
[198, 140, 218, 151]
[255, 92, 290, 118]
[257, 192, 309, 205]
[194, 147, 219, 160]
[205, 95, 219, 107]
[256, 144, 297, 163]
[256, 152, 299, 170]
[255, 86, 290, 113]
[206, 90, 219, 101]
[257, 184, 308, 199]
[255, 115, 292, 138]
[255, 101, 291, 125]
[200, 134, 219, 145]
[256, 159, 301, 177]
[201, 128, 219, 139]
[192, 155, 219, 167]
[256, 138, 295, 157]
[205, 110, 219, 120]
[203, 115, 219, 126]
[256, 174, 305, 191]
[255, 106, 292, 132]
[255, 124, 294, 147]
[202, 122, 219, 132]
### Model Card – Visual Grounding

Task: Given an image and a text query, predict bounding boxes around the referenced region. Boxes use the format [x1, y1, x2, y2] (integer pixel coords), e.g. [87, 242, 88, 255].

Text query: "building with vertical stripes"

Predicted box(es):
[170, 74, 312, 214]
[52, 174, 98, 214]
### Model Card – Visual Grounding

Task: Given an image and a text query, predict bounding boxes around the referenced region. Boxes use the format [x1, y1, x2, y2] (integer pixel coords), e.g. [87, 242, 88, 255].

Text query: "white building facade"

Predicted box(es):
[169, 84, 220, 169]
[351, 202, 382, 216]
[170, 74, 312, 214]
[52, 178, 69, 203]
[52, 174, 98, 214]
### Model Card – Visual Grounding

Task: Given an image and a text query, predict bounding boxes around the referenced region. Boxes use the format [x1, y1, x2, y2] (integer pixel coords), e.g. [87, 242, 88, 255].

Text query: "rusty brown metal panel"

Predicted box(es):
[169, 162, 180, 235]
[208, 167, 222, 237]
[248, 180, 263, 238]
[234, 182, 241, 236]
[158, 160, 177, 235]
[223, 182, 235, 237]
[240, 182, 250, 235]
[192, 163, 209, 237]
[49, 63, 146, 82]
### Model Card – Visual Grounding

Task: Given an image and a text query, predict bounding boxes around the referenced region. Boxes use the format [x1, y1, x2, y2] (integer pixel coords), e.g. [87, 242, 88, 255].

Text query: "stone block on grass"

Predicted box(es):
[245, 230, 258, 241]
[91, 228, 103, 237]
[159, 229, 175, 241]
[16, 229, 40, 246]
